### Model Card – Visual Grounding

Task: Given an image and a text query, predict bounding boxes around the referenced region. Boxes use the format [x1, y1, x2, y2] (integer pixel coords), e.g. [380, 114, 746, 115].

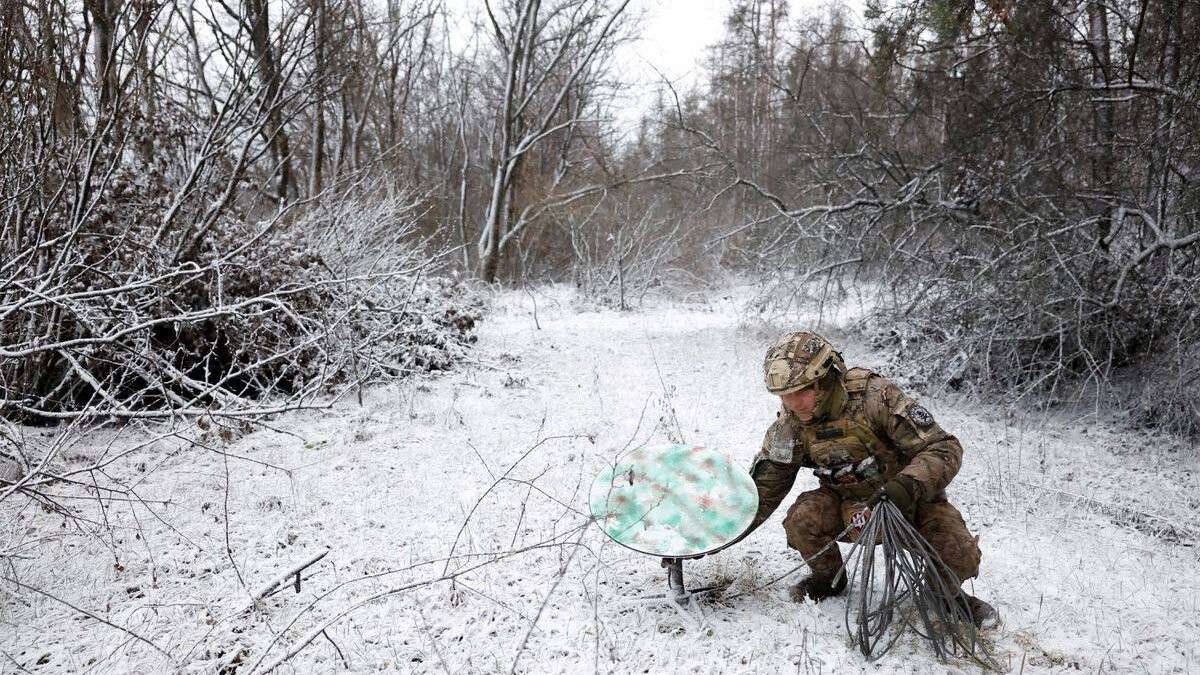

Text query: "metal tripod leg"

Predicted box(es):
[656, 557, 724, 604]
[664, 558, 687, 604]
[616, 558, 724, 629]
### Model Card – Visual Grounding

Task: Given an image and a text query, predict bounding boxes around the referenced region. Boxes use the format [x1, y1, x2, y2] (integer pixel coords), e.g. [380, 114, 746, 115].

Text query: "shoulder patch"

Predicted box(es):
[905, 401, 935, 429]
[761, 417, 797, 464]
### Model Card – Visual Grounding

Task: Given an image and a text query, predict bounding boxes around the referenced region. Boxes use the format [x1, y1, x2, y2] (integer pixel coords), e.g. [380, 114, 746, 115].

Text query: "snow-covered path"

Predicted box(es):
[4, 285, 1199, 674]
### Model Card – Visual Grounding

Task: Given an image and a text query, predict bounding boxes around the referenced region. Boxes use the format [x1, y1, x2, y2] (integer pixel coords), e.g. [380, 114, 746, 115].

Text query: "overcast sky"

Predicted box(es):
[612, 0, 863, 132]
[443, 0, 864, 134]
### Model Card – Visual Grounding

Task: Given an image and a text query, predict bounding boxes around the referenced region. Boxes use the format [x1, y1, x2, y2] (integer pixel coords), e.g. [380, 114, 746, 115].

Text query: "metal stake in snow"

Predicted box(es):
[589, 444, 758, 609]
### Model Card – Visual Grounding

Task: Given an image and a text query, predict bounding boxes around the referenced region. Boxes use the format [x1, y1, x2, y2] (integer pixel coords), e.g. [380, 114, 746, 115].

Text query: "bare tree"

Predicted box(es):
[475, 0, 633, 282]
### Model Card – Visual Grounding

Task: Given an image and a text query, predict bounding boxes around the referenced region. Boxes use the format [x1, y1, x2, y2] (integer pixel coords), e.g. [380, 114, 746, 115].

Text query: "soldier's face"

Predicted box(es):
[779, 385, 820, 422]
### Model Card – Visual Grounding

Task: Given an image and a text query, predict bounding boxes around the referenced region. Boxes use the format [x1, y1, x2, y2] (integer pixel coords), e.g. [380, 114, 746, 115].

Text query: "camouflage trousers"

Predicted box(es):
[782, 485, 981, 585]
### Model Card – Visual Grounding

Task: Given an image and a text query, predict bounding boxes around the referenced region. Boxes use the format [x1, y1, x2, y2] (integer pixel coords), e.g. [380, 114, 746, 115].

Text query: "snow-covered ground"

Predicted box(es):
[4, 283, 1199, 674]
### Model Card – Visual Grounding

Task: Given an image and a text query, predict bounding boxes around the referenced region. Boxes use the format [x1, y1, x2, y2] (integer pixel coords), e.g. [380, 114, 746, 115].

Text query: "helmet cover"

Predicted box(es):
[763, 331, 845, 395]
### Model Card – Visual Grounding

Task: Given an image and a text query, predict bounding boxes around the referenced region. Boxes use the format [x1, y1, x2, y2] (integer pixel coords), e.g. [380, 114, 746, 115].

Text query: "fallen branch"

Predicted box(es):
[249, 546, 332, 609]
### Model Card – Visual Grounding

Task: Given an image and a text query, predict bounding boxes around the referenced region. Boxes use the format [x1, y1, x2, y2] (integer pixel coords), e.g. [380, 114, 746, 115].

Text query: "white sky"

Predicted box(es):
[624, 0, 728, 91]
[625, 0, 865, 86]
[442, 0, 865, 133]
[612, 0, 863, 133]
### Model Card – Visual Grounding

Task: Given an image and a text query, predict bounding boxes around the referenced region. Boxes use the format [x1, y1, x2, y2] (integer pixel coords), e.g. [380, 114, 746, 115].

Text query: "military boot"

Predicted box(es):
[959, 594, 1001, 630]
[789, 573, 847, 603]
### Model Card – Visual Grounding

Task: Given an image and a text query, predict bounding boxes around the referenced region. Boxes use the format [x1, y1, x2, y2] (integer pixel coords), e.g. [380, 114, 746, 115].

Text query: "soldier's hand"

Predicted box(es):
[871, 475, 919, 521]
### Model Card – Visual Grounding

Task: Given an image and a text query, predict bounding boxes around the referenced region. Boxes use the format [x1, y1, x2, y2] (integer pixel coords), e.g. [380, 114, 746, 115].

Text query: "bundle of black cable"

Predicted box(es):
[838, 498, 1001, 670]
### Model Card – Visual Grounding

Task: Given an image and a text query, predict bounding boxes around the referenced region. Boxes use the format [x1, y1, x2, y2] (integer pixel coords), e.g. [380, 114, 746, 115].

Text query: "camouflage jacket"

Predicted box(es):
[747, 367, 963, 532]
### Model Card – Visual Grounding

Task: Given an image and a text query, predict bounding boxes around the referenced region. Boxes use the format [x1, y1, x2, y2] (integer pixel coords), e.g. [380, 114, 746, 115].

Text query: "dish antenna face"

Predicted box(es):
[590, 444, 758, 558]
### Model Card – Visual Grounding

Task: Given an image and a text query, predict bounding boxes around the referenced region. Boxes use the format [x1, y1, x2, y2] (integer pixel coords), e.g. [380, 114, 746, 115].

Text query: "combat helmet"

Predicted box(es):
[763, 331, 845, 395]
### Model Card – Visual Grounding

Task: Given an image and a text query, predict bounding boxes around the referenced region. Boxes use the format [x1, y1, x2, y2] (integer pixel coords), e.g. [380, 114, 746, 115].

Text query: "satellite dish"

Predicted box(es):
[589, 443, 758, 559]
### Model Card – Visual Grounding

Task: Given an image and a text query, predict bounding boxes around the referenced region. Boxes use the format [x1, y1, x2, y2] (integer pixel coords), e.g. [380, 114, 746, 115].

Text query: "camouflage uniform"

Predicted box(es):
[750, 341, 982, 587]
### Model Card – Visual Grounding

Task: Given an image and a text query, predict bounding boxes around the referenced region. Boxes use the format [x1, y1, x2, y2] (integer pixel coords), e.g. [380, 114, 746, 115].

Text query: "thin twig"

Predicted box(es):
[2, 575, 173, 660]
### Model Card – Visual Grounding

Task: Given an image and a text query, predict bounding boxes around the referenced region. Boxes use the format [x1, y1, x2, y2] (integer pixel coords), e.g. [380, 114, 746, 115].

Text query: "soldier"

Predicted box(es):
[748, 330, 999, 628]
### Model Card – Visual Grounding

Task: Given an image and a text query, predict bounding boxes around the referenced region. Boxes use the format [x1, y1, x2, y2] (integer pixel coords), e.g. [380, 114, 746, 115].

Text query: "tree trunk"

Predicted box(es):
[1149, 0, 1181, 233]
[245, 0, 292, 204]
[84, 0, 120, 115]
[1086, 0, 1115, 249]
[309, 0, 327, 196]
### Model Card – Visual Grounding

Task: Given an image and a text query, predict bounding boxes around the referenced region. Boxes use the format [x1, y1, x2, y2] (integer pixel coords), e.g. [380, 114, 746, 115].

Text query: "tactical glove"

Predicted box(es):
[871, 475, 919, 521]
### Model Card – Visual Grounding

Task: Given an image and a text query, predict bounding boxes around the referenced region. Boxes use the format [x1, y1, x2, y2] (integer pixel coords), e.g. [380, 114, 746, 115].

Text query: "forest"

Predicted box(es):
[2, 0, 1198, 672]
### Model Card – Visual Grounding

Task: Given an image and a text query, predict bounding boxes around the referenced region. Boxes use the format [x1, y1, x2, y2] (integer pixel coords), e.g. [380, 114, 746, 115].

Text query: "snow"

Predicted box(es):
[3, 282, 1199, 674]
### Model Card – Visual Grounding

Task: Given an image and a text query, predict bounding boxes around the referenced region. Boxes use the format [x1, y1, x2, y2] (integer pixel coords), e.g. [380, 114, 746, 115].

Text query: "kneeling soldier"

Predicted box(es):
[747, 331, 998, 628]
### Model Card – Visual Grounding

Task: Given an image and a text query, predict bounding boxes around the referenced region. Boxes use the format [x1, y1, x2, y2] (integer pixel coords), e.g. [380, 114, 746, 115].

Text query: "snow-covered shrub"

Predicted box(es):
[1129, 341, 1200, 439]
[0, 179, 481, 420]
[861, 192, 1200, 438]
[562, 195, 715, 310]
